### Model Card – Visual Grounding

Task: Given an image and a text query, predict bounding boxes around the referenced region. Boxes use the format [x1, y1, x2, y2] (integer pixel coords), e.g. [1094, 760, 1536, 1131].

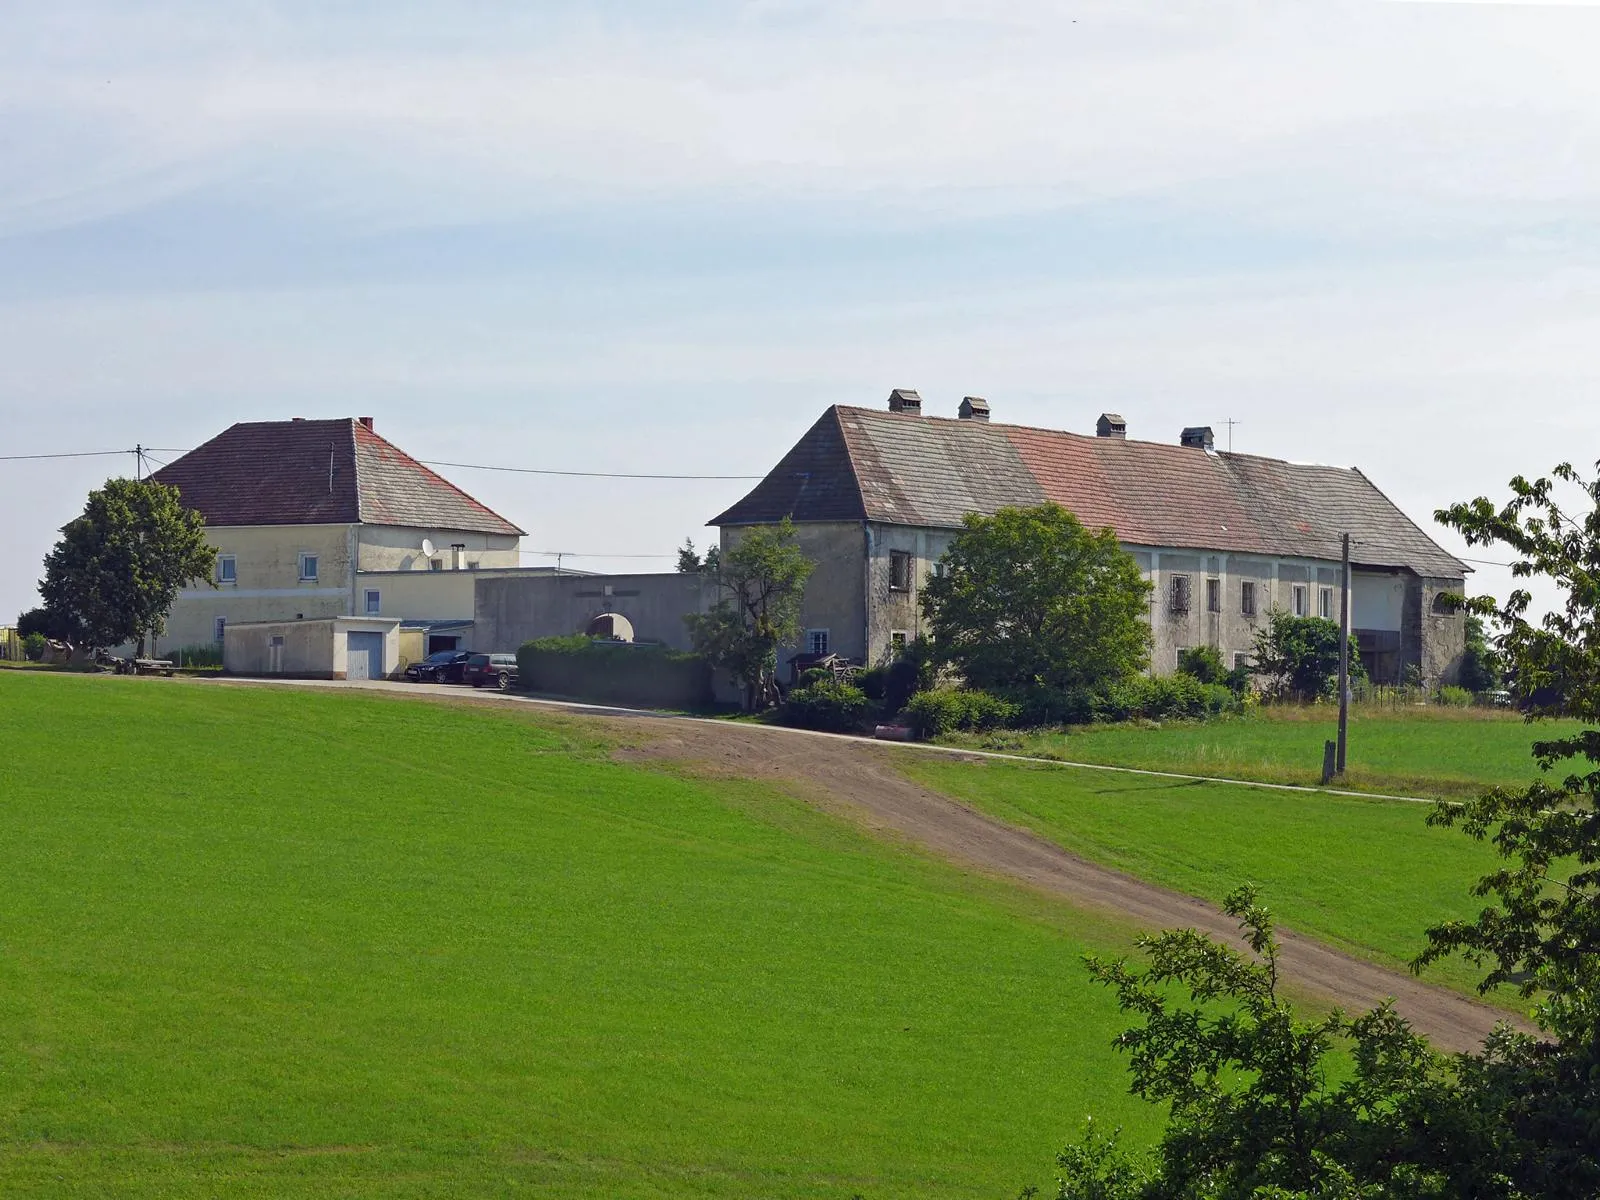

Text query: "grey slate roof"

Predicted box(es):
[152, 418, 525, 536]
[712, 406, 1466, 578]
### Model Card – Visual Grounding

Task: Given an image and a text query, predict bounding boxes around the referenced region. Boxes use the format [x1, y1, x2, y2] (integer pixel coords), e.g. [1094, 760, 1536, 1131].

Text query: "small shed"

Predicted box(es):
[224, 617, 402, 680]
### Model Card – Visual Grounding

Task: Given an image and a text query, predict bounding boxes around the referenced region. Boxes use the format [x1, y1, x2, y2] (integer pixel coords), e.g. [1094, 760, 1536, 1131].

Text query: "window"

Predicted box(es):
[891, 631, 909, 653]
[213, 616, 226, 642]
[1234, 651, 1251, 671]
[933, 561, 945, 578]
[1292, 584, 1309, 618]
[1241, 580, 1257, 617]
[299, 554, 319, 582]
[1206, 577, 1221, 613]
[1319, 586, 1334, 620]
[429, 557, 443, 572]
[1169, 575, 1192, 614]
[807, 629, 830, 656]
[1431, 592, 1459, 616]
[216, 555, 236, 584]
[890, 551, 913, 592]
[364, 590, 381, 615]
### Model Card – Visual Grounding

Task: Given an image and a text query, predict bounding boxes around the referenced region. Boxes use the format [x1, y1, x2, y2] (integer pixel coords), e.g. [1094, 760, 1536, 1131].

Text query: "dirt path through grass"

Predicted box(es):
[606, 715, 1521, 1053]
[207, 677, 1522, 1051]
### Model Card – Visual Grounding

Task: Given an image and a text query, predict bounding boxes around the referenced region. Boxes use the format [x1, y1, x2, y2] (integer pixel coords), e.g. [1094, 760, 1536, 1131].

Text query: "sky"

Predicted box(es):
[5, 0, 1600, 622]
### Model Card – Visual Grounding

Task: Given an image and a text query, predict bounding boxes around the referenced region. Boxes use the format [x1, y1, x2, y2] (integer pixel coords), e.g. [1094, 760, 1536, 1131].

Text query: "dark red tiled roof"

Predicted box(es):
[152, 419, 524, 536]
[711, 405, 1465, 577]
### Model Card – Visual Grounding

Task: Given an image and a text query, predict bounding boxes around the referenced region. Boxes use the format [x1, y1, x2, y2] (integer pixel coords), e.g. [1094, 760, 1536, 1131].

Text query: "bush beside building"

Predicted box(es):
[517, 636, 714, 709]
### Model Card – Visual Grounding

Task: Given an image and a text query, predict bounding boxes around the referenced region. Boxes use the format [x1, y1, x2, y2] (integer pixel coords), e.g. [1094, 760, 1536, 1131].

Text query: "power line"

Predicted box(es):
[418, 458, 762, 481]
[519, 550, 677, 559]
[3, 446, 763, 482]
[0, 449, 141, 462]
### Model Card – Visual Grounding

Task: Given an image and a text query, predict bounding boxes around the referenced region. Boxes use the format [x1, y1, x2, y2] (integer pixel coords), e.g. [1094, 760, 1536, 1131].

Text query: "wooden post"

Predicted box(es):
[1337, 533, 1351, 775]
[1322, 739, 1337, 785]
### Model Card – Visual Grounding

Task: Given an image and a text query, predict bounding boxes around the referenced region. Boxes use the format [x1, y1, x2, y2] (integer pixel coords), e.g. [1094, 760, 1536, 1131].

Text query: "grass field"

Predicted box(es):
[899, 755, 1507, 999]
[942, 704, 1582, 799]
[0, 674, 1156, 1199]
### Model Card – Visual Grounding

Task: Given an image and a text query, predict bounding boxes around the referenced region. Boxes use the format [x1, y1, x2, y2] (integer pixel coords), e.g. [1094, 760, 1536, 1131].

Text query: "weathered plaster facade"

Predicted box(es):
[474, 571, 721, 655]
[222, 616, 401, 679]
[718, 520, 1464, 684]
[709, 398, 1470, 687]
[158, 522, 524, 654]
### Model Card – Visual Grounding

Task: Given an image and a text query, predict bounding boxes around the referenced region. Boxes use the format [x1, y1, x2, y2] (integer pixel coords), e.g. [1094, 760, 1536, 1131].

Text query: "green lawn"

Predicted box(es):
[0, 674, 1154, 1199]
[941, 704, 1582, 799]
[900, 755, 1508, 999]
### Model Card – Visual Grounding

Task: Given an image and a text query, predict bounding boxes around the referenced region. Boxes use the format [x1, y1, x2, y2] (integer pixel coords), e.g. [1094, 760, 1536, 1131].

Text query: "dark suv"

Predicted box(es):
[465, 653, 519, 690]
[405, 650, 474, 683]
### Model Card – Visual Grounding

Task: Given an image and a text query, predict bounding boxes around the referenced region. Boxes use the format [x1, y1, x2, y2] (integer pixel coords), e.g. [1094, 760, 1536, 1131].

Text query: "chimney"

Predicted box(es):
[451, 543, 467, 571]
[958, 396, 990, 422]
[1095, 413, 1127, 439]
[357, 416, 374, 431]
[292, 417, 305, 422]
[887, 388, 923, 415]
[1180, 426, 1215, 451]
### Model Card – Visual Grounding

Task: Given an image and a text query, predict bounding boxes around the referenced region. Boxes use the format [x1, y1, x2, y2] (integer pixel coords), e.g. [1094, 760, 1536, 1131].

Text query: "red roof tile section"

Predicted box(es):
[712, 405, 1464, 578]
[152, 419, 524, 536]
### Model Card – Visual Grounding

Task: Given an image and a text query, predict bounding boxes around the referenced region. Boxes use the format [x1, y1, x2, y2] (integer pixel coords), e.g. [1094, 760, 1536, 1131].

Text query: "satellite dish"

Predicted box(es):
[421, 538, 435, 558]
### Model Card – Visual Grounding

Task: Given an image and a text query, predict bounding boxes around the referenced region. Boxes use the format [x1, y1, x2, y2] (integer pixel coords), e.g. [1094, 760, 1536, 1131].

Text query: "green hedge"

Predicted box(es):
[516, 636, 713, 709]
[904, 689, 1021, 738]
[905, 674, 1243, 739]
[778, 681, 871, 732]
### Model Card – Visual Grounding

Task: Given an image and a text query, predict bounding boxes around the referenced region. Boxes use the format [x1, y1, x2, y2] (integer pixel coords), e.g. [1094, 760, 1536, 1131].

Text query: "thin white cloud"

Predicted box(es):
[6, 0, 1600, 233]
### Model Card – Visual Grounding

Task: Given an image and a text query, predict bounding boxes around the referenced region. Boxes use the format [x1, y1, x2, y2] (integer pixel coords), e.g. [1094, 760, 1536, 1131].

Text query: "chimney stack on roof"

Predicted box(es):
[358, 416, 374, 431]
[958, 396, 990, 422]
[1096, 413, 1127, 439]
[1180, 426, 1216, 451]
[887, 388, 923, 415]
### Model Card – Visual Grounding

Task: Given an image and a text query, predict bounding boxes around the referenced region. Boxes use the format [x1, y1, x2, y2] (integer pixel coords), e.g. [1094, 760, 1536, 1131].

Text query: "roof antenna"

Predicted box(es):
[1225, 417, 1240, 453]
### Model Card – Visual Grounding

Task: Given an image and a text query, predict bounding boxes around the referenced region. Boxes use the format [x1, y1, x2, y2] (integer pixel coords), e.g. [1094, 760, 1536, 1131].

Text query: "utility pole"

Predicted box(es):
[1337, 532, 1351, 775]
[134, 444, 143, 481]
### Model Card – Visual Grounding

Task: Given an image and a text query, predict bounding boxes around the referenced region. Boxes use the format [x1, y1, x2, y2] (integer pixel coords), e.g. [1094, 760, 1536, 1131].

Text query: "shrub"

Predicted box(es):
[168, 643, 223, 668]
[21, 632, 46, 662]
[993, 684, 1099, 727]
[904, 689, 1020, 738]
[881, 636, 937, 716]
[1251, 610, 1364, 701]
[1435, 685, 1473, 708]
[778, 681, 871, 732]
[1098, 674, 1240, 722]
[1177, 645, 1227, 685]
[857, 665, 887, 701]
[517, 636, 713, 708]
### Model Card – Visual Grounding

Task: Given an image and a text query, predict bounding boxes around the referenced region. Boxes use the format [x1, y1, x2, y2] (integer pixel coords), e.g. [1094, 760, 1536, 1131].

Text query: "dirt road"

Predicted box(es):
[608, 713, 1520, 1053]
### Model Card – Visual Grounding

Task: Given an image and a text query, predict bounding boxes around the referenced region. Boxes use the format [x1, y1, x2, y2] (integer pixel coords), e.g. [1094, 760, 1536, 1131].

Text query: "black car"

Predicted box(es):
[465, 653, 519, 690]
[405, 650, 474, 683]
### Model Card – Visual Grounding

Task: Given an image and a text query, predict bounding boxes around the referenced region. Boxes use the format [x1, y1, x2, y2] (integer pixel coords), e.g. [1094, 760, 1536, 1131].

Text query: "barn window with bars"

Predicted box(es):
[1169, 575, 1192, 614]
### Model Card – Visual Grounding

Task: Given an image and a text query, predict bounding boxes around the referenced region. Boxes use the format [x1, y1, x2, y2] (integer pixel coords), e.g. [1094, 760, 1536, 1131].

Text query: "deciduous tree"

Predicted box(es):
[685, 518, 813, 709]
[39, 478, 216, 654]
[1249, 611, 1363, 701]
[920, 504, 1151, 692]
